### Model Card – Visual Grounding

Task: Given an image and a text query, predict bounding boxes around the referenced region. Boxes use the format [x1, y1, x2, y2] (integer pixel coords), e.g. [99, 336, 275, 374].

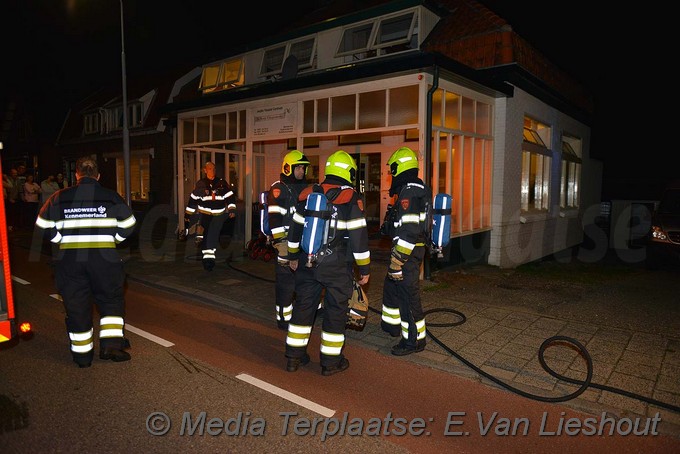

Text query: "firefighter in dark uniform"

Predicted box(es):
[381, 147, 430, 355]
[184, 161, 236, 271]
[268, 150, 310, 330]
[285, 150, 370, 376]
[35, 156, 136, 368]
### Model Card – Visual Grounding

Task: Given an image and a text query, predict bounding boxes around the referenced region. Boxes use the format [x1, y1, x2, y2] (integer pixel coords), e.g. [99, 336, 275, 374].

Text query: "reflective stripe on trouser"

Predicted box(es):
[402, 318, 426, 341]
[382, 245, 426, 347]
[277, 304, 293, 322]
[286, 323, 312, 347]
[320, 331, 344, 356]
[285, 251, 352, 367]
[69, 328, 94, 354]
[100, 315, 124, 339]
[381, 304, 401, 331]
[275, 260, 295, 322]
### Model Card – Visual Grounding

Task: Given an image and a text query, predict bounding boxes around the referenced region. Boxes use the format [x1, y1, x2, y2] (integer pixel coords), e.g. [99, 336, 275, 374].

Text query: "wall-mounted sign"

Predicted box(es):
[252, 104, 297, 137]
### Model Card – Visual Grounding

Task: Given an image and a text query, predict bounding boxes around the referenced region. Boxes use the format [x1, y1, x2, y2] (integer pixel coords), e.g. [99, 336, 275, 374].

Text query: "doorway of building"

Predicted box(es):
[352, 152, 382, 237]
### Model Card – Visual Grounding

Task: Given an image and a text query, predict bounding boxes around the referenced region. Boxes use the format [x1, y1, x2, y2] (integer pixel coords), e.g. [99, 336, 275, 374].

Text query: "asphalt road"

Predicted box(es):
[2, 238, 679, 453]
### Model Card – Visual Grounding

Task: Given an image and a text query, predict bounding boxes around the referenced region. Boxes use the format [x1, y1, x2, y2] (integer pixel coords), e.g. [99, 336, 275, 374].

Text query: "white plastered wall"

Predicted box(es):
[489, 87, 597, 268]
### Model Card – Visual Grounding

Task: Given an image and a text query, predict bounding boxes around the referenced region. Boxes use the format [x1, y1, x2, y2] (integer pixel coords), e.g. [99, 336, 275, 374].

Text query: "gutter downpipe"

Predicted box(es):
[424, 64, 439, 280]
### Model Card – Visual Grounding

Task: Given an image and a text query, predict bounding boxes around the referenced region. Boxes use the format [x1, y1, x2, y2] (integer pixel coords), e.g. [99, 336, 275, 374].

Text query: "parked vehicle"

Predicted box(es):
[646, 186, 680, 268]
[0, 153, 32, 343]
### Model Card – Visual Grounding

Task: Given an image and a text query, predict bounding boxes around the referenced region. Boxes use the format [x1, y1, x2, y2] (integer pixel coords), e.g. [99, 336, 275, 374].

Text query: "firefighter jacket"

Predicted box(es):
[185, 177, 235, 218]
[287, 176, 370, 277]
[35, 177, 136, 249]
[266, 175, 307, 242]
[390, 180, 430, 262]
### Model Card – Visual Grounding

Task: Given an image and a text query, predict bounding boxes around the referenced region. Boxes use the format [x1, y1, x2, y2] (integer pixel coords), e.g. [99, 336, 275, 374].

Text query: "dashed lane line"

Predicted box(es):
[126, 324, 175, 347]
[11, 276, 30, 285]
[236, 373, 335, 418]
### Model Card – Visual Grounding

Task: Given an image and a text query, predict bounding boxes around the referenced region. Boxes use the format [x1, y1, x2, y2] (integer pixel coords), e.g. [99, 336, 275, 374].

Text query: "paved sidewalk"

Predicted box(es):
[123, 235, 680, 437]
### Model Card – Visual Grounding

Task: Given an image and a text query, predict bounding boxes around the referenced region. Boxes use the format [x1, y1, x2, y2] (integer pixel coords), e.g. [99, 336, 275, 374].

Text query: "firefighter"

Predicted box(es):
[285, 150, 370, 376]
[35, 156, 136, 368]
[381, 147, 430, 355]
[184, 161, 236, 271]
[268, 150, 311, 330]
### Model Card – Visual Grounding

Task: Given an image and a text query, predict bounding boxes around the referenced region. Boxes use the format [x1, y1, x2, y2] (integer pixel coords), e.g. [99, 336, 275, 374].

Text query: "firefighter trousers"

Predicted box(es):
[275, 261, 295, 324]
[199, 213, 227, 262]
[382, 245, 426, 346]
[54, 249, 127, 362]
[286, 250, 352, 368]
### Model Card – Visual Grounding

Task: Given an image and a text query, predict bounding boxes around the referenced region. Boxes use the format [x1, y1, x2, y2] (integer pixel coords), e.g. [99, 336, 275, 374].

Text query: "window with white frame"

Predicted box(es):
[180, 110, 247, 145]
[129, 102, 143, 127]
[84, 113, 99, 135]
[109, 102, 144, 130]
[111, 106, 124, 130]
[199, 58, 245, 94]
[301, 85, 419, 133]
[560, 135, 581, 209]
[259, 37, 317, 78]
[336, 9, 418, 61]
[521, 116, 552, 212]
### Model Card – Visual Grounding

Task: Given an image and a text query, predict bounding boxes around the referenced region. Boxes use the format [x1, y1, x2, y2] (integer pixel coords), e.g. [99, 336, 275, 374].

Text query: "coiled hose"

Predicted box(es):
[228, 262, 680, 413]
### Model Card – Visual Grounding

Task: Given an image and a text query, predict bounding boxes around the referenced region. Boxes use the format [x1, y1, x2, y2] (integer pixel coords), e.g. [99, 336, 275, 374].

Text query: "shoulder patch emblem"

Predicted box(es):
[400, 199, 410, 210]
[272, 188, 281, 198]
[356, 199, 364, 212]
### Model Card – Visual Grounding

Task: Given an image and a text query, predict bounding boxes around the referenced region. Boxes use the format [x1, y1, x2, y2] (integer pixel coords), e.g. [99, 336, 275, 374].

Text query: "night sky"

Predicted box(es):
[4, 1, 668, 197]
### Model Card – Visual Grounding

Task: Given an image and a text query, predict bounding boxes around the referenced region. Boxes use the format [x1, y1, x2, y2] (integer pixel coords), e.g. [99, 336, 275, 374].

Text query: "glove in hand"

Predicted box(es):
[274, 241, 289, 266]
[387, 253, 405, 281]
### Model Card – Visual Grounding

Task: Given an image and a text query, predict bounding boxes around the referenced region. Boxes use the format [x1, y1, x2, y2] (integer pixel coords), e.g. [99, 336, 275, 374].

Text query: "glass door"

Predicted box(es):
[353, 152, 382, 236]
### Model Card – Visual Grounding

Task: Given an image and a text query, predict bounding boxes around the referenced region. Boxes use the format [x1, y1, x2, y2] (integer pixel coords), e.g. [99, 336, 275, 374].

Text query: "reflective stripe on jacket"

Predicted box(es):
[35, 177, 136, 249]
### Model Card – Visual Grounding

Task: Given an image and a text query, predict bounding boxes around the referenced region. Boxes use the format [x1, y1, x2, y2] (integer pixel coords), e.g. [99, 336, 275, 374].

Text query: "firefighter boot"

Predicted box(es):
[100, 332, 131, 362]
[277, 321, 289, 331]
[391, 339, 426, 356]
[286, 353, 310, 372]
[202, 258, 215, 271]
[380, 321, 401, 338]
[100, 348, 131, 362]
[73, 352, 94, 369]
[321, 357, 350, 376]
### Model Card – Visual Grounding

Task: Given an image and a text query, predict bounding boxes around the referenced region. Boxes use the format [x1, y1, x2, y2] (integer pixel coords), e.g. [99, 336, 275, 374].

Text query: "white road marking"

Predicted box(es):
[236, 373, 335, 417]
[125, 324, 175, 347]
[50, 294, 63, 301]
[11, 276, 30, 285]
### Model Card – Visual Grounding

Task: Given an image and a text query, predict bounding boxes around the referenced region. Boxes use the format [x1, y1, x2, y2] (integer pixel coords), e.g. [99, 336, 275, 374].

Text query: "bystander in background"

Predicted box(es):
[41, 174, 59, 205]
[56, 173, 69, 189]
[3, 169, 20, 231]
[23, 173, 42, 228]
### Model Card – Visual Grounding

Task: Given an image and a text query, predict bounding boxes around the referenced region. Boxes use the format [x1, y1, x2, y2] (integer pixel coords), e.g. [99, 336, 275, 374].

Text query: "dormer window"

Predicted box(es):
[373, 12, 417, 49]
[337, 22, 373, 56]
[84, 112, 99, 135]
[259, 37, 317, 78]
[336, 9, 418, 61]
[200, 58, 245, 94]
[109, 101, 144, 131]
